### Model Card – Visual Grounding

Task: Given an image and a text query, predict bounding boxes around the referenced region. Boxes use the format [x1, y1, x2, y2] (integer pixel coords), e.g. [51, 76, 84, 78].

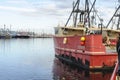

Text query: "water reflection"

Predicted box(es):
[53, 58, 112, 80]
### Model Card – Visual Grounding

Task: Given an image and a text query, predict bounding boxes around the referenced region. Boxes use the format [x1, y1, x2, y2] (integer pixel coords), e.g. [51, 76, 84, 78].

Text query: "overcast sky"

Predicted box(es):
[0, 0, 118, 33]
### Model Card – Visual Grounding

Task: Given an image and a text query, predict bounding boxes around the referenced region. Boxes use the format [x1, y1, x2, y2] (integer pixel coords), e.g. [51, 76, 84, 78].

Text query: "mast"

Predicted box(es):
[65, 0, 97, 28]
[65, 0, 89, 27]
[84, 0, 89, 28]
[73, 1, 75, 26]
[106, 5, 120, 29]
[65, 0, 80, 27]
[117, 13, 120, 29]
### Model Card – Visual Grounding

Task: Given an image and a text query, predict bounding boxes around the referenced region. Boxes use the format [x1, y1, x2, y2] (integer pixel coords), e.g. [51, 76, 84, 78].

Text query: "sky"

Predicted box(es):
[0, 0, 119, 34]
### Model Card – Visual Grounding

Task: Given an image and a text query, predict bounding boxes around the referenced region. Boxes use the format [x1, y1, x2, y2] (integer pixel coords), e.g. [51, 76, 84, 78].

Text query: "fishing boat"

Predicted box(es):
[53, 0, 120, 70]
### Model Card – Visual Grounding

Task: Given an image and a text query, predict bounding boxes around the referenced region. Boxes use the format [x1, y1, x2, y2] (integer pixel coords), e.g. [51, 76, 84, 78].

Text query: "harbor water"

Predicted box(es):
[0, 38, 112, 80]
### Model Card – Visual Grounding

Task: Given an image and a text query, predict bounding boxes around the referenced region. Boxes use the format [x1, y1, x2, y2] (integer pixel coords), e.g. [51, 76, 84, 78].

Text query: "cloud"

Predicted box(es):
[23, 1, 69, 17]
[0, 6, 36, 12]
[0, 0, 117, 23]
[51, 0, 73, 9]
[0, 0, 73, 17]
[6, 0, 27, 4]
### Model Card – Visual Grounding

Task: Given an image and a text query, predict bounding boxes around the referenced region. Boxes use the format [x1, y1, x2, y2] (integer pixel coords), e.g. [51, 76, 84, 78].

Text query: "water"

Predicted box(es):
[0, 38, 54, 80]
[0, 38, 113, 80]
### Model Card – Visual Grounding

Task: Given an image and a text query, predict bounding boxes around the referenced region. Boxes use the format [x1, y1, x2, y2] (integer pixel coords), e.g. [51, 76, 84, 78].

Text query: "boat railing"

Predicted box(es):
[110, 61, 118, 80]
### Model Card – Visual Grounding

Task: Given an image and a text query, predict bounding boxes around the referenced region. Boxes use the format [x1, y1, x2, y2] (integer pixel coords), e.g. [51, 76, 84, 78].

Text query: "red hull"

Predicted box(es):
[54, 34, 117, 70]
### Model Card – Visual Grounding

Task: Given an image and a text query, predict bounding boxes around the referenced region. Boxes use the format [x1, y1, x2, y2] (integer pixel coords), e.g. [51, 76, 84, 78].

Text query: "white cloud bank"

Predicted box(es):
[0, 6, 36, 12]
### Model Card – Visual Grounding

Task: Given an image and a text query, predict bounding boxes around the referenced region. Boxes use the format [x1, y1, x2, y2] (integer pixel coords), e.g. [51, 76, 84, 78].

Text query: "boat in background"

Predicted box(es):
[53, 0, 120, 70]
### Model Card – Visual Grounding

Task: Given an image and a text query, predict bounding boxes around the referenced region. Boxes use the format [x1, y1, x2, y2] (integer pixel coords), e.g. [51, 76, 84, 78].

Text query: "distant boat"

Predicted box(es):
[12, 32, 30, 38]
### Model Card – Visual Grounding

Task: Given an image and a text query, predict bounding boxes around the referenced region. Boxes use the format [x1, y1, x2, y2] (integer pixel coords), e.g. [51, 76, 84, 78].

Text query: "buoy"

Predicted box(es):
[80, 37, 85, 41]
[80, 37, 86, 46]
